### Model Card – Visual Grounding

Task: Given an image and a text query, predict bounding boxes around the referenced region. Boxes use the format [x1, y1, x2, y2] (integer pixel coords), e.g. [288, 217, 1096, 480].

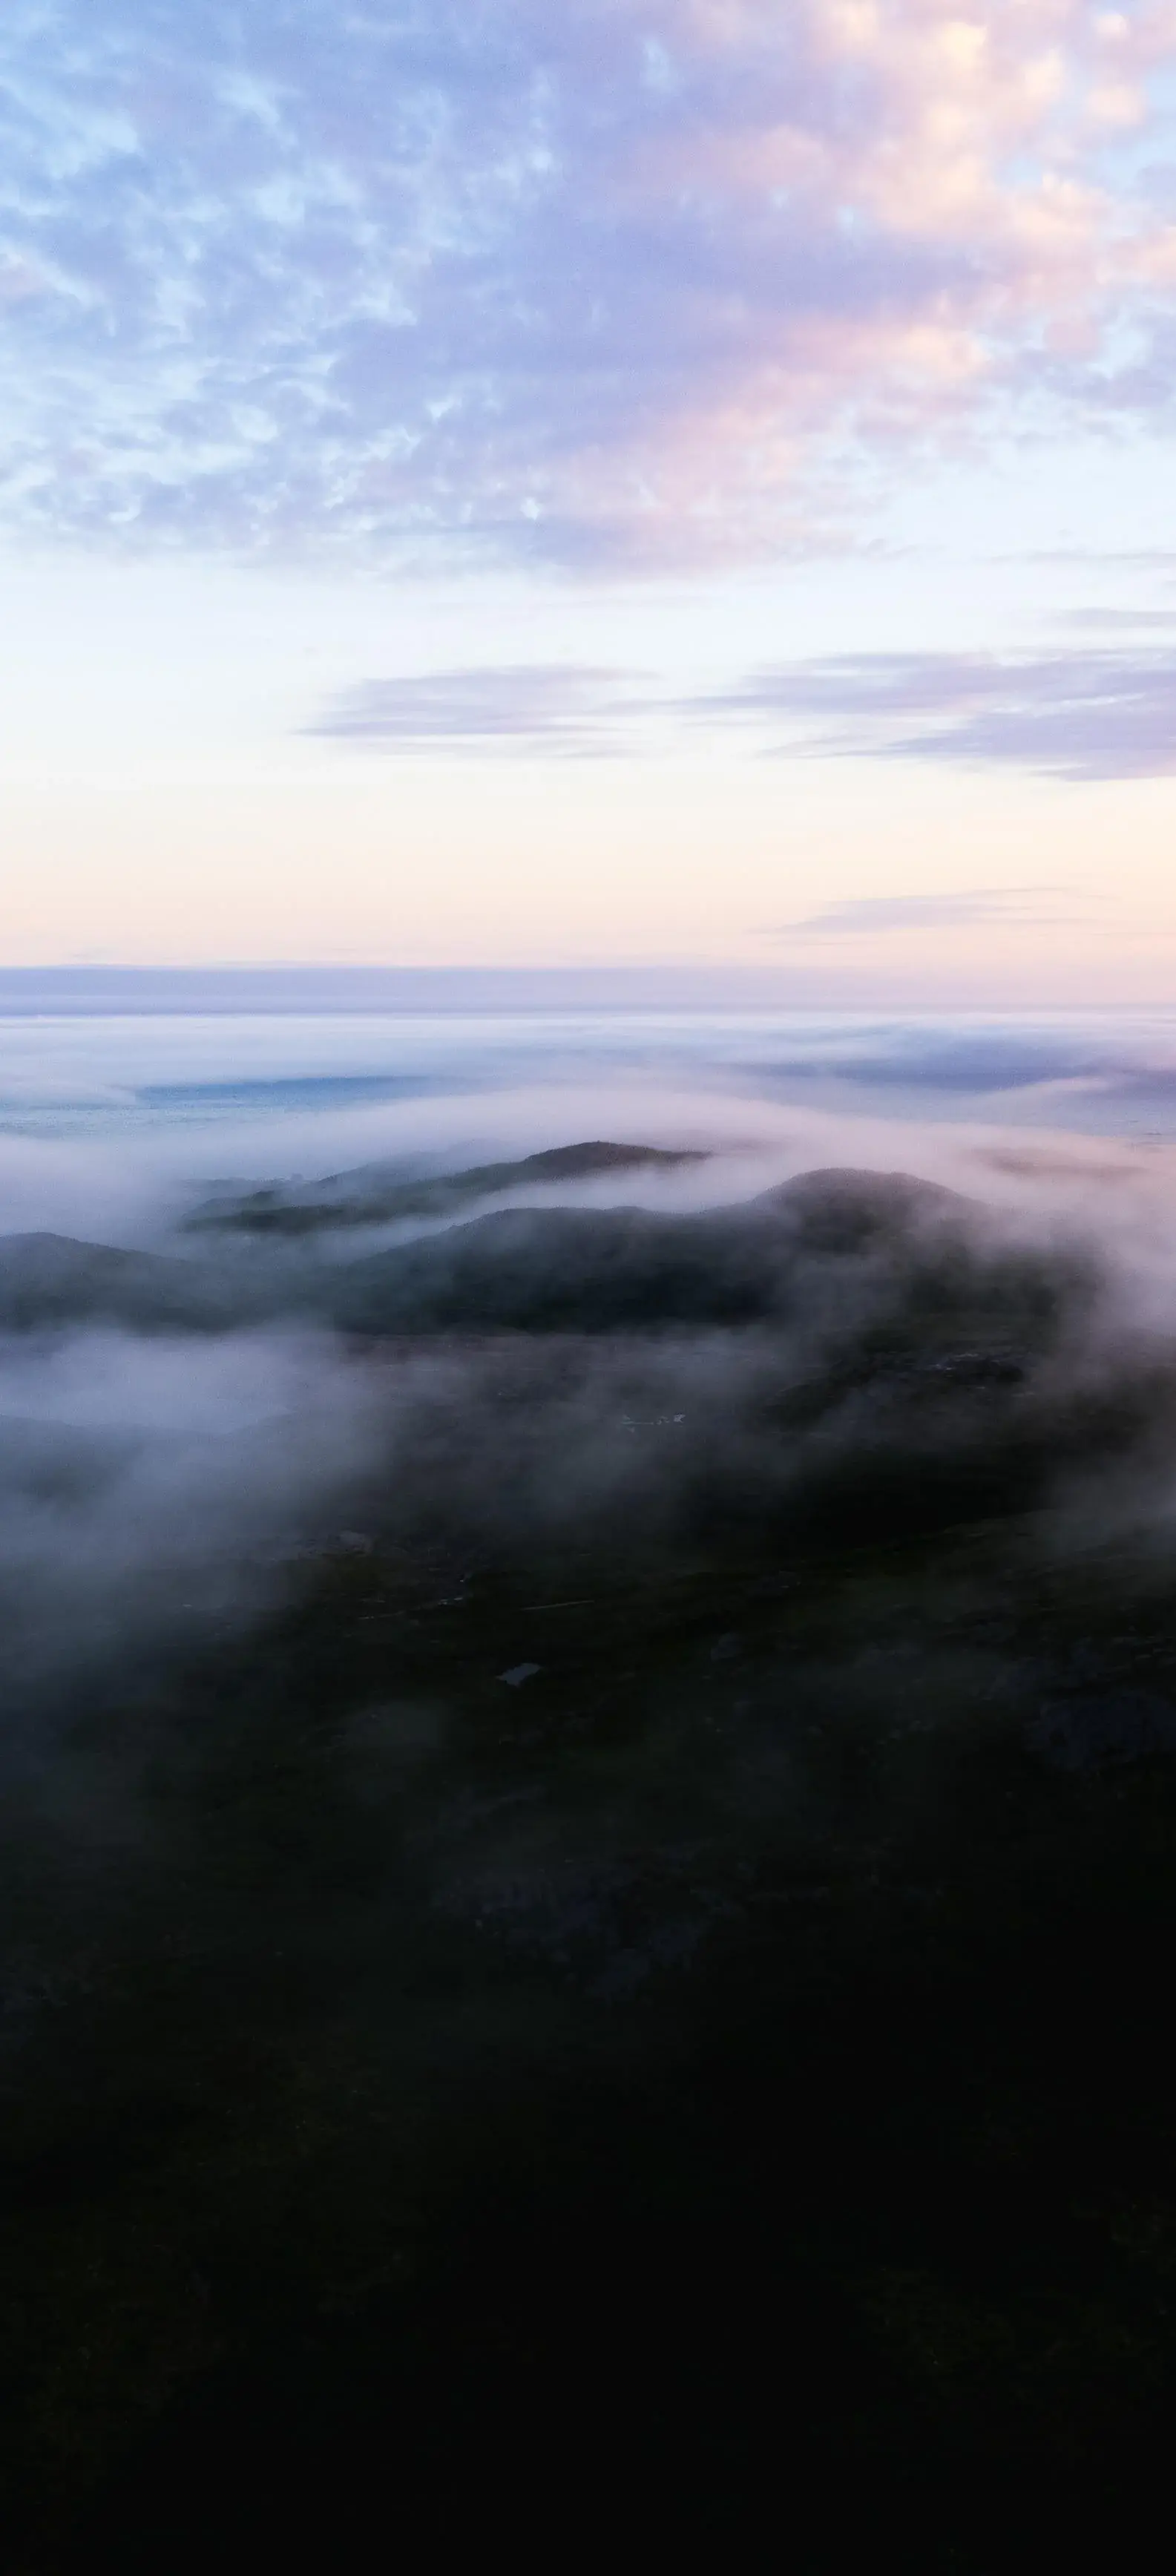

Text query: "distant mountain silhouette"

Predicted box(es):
[185, 1140, 708, 1236]
[0, 1165, 1075, 1348]
[0, 1233, 251, 1331]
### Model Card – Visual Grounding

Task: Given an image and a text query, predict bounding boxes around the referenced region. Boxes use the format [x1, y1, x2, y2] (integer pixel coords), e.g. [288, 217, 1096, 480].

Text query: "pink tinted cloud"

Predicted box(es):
[0, 1, 1173, 565]
[575, 0, 1176, 552]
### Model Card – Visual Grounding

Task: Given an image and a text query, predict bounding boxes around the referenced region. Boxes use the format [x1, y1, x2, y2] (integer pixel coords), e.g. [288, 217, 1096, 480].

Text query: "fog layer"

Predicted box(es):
[3, 1126, 1173, 1714]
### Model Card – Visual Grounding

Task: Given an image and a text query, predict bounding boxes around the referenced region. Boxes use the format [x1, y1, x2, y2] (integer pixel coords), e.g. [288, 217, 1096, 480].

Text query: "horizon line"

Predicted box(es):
[0, 964, 1158, 1018]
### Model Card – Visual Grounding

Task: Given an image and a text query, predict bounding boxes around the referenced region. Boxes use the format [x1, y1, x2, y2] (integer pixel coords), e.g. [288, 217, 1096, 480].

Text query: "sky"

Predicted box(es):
[3, 1, 1176, 1000]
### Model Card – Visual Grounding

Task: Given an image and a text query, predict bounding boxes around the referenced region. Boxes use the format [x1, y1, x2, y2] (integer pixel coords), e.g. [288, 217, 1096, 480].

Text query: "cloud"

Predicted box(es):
[303, 666, 634, 753]
[785, 891, 1060, 935]
[697, 649, 1176, 779]
[1003, 552, 1176, 568]
[1, 2, 1176, 568]
[300, 643, 1176, 776]
[1060, 609, 1176, 630]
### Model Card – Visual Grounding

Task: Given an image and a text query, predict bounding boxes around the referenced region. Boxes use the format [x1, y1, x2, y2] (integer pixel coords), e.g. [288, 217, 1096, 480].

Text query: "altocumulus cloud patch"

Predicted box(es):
[2, 1, 1176, 567]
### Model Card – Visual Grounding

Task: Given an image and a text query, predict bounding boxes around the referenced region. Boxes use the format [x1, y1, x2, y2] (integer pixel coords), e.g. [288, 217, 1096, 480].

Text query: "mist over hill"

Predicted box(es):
[185, 1139, 709, 1236]
[0, 1155, 1074, 1334]
[5, 1131, 1176, 2568]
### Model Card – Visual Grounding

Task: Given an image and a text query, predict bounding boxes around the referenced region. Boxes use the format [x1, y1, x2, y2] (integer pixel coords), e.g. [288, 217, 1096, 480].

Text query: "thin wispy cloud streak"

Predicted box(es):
[786, 891, 1064, 935]
[2, 2, 1175, 568]
[697, 649, 1176, 779]
[1060, 609, 1176, 632]
[305, 646, 1176, 779]
[304, 667, 635, 755]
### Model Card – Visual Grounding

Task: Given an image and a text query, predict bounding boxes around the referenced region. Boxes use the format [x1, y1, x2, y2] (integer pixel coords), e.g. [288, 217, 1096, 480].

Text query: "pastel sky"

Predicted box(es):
[4, 0, 1176, 997]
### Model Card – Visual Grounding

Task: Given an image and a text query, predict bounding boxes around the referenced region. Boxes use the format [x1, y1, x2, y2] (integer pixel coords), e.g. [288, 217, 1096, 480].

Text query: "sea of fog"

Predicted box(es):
[18, 996, 1176, 1685]
[13, 1012, 1176, 2561]
[8, 1007, 1176, 1144]
[7, 1006, 1176, 1236]
[13, 1002, 1176, 2563]
[10, 990, 1176, 1702]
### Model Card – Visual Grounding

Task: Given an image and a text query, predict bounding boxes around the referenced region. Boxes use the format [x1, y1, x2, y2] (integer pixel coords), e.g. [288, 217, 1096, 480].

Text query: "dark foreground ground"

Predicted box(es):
[5, 1167, 1176, 2566]
[7, 1519, 1176, 2569]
